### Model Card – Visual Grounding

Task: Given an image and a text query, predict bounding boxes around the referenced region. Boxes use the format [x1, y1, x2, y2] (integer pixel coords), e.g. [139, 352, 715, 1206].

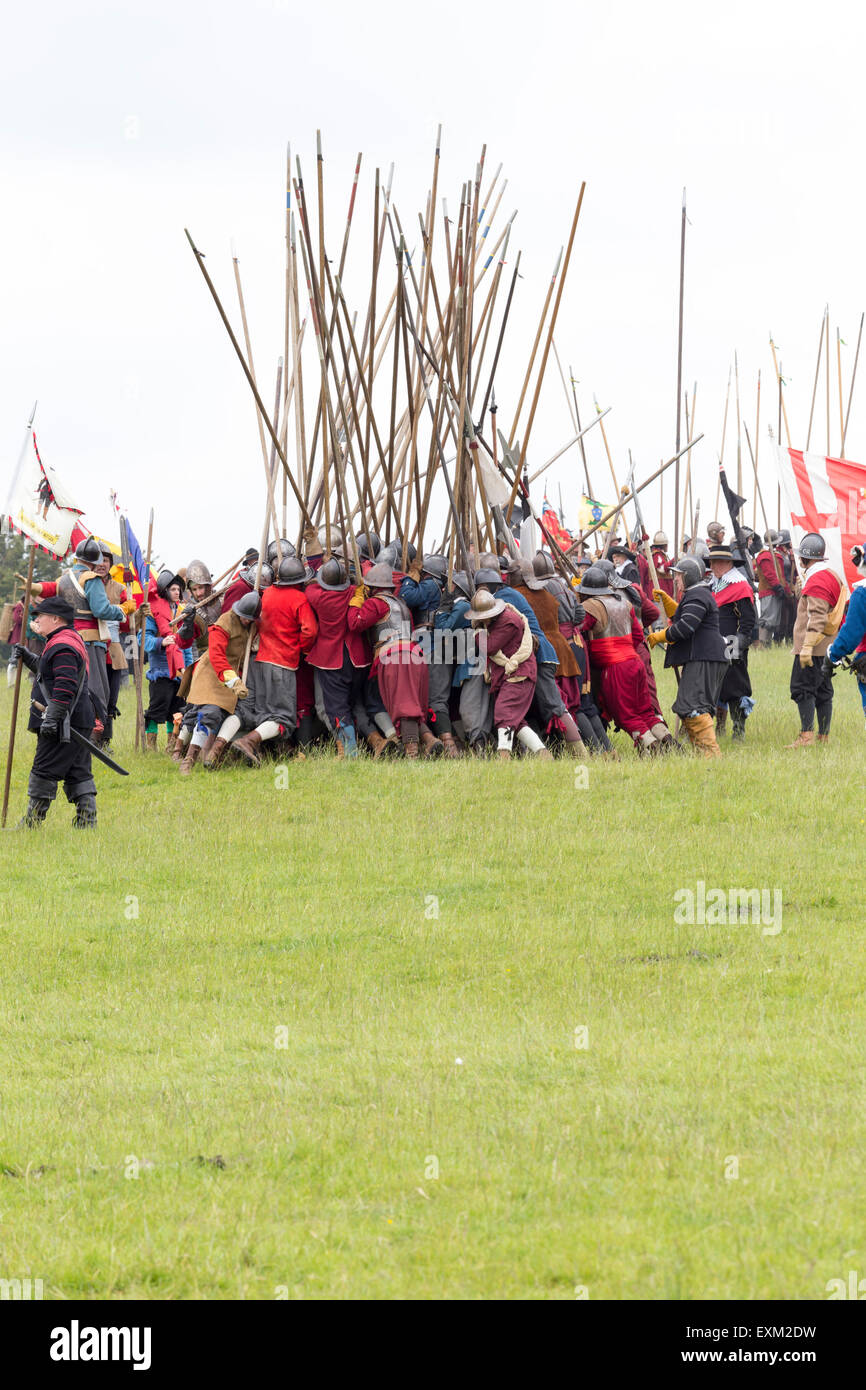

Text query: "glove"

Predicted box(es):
[12, 643, 38, 672]
[572, 601, 586, 626]
[647, 628, 669, 648]
[822, 654, 836, 677]
[408, 563, 423, 583]
[233, 681, 249, 700]
[223, 669, 241, 688]
[799, 648, 814, 668]
[773, 584, 784, 598]
[40, 699, 68, 741]
[653, 588, 678, 619]
[120, 599, 137, 615]
[348, 583, 368, 609]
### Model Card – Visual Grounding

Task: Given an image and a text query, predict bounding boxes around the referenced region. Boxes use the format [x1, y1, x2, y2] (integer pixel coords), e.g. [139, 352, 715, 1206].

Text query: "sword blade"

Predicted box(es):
[70, 726, 129, 774]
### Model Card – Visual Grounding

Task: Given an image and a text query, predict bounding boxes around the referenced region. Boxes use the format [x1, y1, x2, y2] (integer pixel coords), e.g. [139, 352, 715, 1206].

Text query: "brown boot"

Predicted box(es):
[165, 731, 178, 756]
[785, 729, 815, 748]
[233, 730, 263, 766]
[560, 712, 589, 758]
[715, 706, 728, 737]
[440, 730, 461, 759]
[171, 734, 189, 763]
[817, 733, 830, 744]
[683, 713, 721, 759]
[366, 730, 389, 759]
[419, 726, 445, 758]
[179, 743, 202, 775]
[145, 730, 158, 752]
[203, 735, 230, 769]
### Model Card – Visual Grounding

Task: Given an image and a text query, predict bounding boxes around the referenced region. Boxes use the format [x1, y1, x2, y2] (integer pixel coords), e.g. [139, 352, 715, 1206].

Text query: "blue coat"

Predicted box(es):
[829, 582, 866, 661]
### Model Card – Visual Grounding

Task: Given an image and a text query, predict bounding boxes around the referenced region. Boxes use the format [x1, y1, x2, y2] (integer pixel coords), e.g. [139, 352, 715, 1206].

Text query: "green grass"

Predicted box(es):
[0, 645, 864, 1300]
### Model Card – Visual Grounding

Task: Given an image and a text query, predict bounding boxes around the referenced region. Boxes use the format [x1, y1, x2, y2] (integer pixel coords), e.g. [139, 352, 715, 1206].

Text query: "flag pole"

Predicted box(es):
[1, 544, 36, 828]
[806, 306, 827, 450]
[674, 188, 686, 556]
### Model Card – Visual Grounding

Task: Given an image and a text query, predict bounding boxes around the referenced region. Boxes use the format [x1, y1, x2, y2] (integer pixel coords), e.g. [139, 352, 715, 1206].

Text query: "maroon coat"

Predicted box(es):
[485, 606, 537, 728]
[220, 576, 253, 615]
[373, 639, 429, 723]
[306, 583, 373, 669]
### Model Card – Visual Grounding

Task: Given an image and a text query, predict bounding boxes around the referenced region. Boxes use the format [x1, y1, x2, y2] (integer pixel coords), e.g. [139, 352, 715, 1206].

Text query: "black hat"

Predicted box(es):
[34, 596, 75, 622]
[707, 544, 735, 563]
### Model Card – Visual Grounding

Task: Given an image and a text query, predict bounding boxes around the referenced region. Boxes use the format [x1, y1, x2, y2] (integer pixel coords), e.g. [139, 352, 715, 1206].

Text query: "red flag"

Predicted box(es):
[774, 444, 866, 589]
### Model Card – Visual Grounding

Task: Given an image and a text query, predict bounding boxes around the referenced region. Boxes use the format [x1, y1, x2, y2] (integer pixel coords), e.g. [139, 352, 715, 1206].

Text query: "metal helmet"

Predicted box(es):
[355, 531, 382, 560]
[673, 555, 706, 587]
[232, 590, 262, 621]
[98, 540, 115, 562]
[239, 564, 258, 588]
[795, 532, 825, 562]
[267, 537, 296, 565]
[596, 558, 616, 575]
[692, 539, 711, 562]
[467, 589, 505, 623]
[74, 536, 102, 565]
[186, 559, 213, 588]
[258, 563, 275, 589]
[274, 557, 306, 587]
[707, 521, 725, 542]
[452, 570, 472, 600]
[421, 553, 448, 582]
[477, 552, 500, 571]
[316, 558, 350, 590]
[377, 541, 399, 568]
[474, 567, 502, 589]
[364, 562, 395, 590]
[579, 565, 616, 597]
[763, 529, 781, 545]
[156, 568, 183, 598]
[777, 529, 792, 547]
[652, 531, 668, 549]
[532, 551, 555, 579]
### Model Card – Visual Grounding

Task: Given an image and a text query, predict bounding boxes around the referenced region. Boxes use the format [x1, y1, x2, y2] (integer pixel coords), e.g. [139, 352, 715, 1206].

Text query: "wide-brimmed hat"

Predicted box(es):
[467, 590, 505, 623]
[33, 595, 75, 622]
[707, 544, 735, 563]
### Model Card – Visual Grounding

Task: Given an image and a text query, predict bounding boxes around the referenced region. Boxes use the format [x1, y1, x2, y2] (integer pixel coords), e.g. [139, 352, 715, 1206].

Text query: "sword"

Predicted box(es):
[33, 703, 130, 775]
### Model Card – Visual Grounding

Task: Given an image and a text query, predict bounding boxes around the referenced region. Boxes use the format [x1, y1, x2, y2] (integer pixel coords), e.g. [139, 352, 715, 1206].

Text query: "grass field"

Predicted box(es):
[1, 644, 864, 1300]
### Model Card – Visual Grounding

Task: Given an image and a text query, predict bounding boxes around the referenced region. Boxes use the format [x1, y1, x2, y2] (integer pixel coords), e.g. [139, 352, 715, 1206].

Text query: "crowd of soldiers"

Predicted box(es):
[8, 514, 866, 828]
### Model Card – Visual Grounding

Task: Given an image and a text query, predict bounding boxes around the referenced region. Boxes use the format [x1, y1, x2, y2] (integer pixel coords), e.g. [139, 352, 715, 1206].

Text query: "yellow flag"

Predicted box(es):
[578, 494, 615, 532]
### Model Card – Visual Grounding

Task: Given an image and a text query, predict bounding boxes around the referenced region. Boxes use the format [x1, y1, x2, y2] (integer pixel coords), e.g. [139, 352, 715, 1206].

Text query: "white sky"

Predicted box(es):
[2, 0, 865, 572]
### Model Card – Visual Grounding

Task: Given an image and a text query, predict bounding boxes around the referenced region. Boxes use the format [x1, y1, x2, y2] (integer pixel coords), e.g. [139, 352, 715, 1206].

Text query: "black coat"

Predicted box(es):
[664, 584, 728, 666]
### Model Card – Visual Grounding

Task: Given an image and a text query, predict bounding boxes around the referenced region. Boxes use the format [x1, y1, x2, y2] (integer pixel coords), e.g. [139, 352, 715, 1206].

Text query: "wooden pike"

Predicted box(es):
[768, 337, 791, 445]
[508, 182, 586, 515]
[743, 420, 783, 586]
[593, 391, 620, 497]
[232, 244, 280, 545]
[184, 229, 314, 529]
[1, 542, 35, 827]
[842, 310, 864, 457]
[712, 364, 732, 524]
[837, 326, 845, 457]
[573, 438, 703, 547]
[243, 357, 283, 683]
[806, 306, 827, 450]
[508, 245, 563, 447]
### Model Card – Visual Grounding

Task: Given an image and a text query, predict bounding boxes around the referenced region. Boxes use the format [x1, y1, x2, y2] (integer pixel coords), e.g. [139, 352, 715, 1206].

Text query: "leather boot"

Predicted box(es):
[401, 720, 420, 759]
[817, 733, 830, 744]
[715, 706, 728, 736]
[419, 726, 445, 758]
[203, 736, 230, 769]
[17, 797, 50, 828]
[233, 730, 263, 766]
[560, 712, 588, 759]
[171, 733, 189, 763]
[439, 730, 461, 759]
[71, 794, 97, 828]
[179, 743, 202, 775]
[366, 730, 388, 759]
[684, 713, 721, 758]
[165, 731, 178, 756]
[145, 730, 158, 752]
[785, 729, 815, 748]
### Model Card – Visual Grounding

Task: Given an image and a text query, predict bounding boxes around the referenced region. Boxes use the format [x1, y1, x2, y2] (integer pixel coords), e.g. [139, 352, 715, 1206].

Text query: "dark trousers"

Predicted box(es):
[28, 731, 96, 802]
[790, 655, 833, 733]
[144, 676, 183, 726]
[315, 648, 368, 730]
[427, 661, 455, 735]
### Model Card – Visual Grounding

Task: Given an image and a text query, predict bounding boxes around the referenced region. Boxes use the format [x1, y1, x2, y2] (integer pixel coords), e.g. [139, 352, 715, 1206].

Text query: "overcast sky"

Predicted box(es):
[2, 0, 865, 571]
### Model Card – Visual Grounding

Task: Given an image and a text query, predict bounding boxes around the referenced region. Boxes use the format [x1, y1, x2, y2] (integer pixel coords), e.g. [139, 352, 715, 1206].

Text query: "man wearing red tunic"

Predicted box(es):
[786, 532, 846, 747]
[467, 590, 549, 760]
[579, 565, 673, 754]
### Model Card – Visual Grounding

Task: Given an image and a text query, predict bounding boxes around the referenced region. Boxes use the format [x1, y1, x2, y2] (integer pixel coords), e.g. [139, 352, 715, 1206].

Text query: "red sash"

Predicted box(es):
[590, 635, 635, 665]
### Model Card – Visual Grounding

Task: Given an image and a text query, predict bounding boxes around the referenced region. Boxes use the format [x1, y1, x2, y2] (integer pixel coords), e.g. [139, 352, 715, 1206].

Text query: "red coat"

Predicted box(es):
[651, 549, 674, 597]
[256, 585, 317, 669]
[305, 583, 373, 669]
